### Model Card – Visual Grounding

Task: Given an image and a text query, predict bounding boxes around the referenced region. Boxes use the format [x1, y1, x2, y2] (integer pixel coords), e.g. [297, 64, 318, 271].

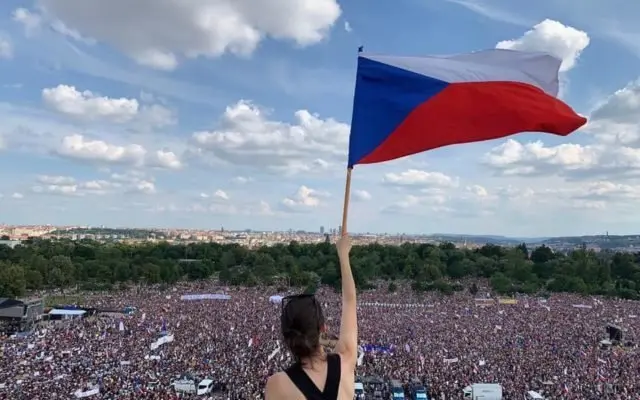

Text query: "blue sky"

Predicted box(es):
[1, 0, 640, 237]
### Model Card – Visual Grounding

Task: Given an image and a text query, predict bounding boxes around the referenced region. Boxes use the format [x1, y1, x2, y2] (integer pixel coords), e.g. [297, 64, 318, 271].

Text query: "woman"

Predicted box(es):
[265, 235, 357, 400]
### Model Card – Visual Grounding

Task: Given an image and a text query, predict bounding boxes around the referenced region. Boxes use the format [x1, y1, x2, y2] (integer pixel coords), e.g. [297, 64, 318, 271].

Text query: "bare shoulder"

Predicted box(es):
[265, 372, 289, 399]
[266, 371, 287, 390]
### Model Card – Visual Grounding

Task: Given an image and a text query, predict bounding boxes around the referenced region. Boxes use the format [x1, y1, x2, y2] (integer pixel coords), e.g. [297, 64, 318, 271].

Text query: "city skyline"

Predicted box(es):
[0, 222, 629, 241]
[1, 1, 640, 236]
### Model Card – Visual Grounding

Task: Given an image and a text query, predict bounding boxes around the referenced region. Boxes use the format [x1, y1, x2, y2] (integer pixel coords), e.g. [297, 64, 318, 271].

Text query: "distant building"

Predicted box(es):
[0, 240, 21, 248]
[320, 226, 325, 234]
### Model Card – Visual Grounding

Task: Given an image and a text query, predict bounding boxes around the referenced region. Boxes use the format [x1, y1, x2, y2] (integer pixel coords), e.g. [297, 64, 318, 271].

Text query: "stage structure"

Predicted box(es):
[0, 297, 44, 334]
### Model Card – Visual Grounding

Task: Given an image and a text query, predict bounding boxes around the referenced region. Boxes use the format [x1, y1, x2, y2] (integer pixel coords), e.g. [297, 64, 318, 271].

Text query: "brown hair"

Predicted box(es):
[280, 294, 325, 361]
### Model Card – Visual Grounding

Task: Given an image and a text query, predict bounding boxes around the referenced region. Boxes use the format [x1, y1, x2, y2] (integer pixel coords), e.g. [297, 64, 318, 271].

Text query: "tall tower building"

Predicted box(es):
[320, 226, 325, 234]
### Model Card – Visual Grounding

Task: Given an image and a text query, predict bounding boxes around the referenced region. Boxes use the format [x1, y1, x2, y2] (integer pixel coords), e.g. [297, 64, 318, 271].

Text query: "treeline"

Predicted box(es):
[0, 239, 639, 300]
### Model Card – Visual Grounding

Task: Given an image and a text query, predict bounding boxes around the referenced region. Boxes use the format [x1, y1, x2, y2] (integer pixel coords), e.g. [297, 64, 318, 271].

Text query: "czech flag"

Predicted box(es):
[347, 49, 587, 167]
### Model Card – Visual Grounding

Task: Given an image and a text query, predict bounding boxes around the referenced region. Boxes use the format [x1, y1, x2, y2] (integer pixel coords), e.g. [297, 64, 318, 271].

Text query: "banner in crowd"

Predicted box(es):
[74, 387, 99, 398]
[150, 334, 174, 350]
[474, 299, 495, 307]
[358, 302, 432, 308]
[361, 344, 394, 354]
[180, 294, 230, 301]
[498, 298, 518, 305]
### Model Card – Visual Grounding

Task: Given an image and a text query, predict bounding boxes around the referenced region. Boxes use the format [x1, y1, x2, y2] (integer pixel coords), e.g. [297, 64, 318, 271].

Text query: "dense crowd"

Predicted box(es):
[0, 282, 638, 399]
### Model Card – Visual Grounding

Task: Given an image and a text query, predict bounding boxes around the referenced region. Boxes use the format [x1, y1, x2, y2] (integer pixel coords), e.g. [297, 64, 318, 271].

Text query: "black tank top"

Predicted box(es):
[285, 353, 341, 400]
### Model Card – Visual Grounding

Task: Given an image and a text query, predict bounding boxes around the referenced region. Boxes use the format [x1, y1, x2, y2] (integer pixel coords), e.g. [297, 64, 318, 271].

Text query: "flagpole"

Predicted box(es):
[341, 46, 363, 237]
[340, 167, 353, 236]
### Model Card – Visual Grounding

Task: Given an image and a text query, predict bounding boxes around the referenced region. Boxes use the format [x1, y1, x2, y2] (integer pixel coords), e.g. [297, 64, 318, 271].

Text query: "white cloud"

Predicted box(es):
[81, 180, 115, 194]
[382, 195, 422, 214]
[191, 100, 348, 173]
[128, 180, 156, 195]
[49, 19, 94, 44]
[33, 0, 341, 70]
[484, 139, 601, 177]
[151, 199, 274, 216]
[107, 171, 157, 195]
[475, 73, 640, 225]
[344, 21, 352, 33]
[0, 37, 13, 59]
[13, 8, 42, 35]
[11, 193, 24, 199]
[148, 150, 182, 170]
[382, 169, 457, 187]
[496, 19, 590, 72]
[443, 0, 531, 27]
[592, 86, 640, 123]
[353, 189, 371, 201]
[32, 173, 153, 197]
[214, 190, 229, 200]
[137, 104, 176, 129]
[32, 184, 81, 196]
[57, 134, 146, 165]
[199, 190, 230, 201]
[37, 175, 75, 185]
[281, 185, 328, 211]
[55, 135, 182, 170]
[466, 185, 489, 198]
[484, 78, 640, 181]
[42, 85, 139, 122]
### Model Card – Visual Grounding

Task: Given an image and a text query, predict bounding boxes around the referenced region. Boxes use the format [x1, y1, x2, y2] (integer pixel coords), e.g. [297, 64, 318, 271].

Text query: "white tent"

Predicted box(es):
[269, 295, 284, 304]
[49, 309, 86, 320]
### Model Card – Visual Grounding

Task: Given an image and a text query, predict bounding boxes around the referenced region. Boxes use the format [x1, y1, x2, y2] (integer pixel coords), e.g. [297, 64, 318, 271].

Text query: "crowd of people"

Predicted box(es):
[0, 282, 638, 399]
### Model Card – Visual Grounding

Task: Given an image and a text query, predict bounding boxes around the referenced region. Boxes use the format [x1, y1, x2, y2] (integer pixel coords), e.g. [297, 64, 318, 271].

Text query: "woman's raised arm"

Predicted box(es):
[333, 235, 357, 367]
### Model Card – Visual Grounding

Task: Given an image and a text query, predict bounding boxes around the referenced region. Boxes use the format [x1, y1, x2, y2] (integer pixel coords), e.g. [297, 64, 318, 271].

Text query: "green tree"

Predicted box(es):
[0, 263, 27, 297]
[0, 237, 636, 300]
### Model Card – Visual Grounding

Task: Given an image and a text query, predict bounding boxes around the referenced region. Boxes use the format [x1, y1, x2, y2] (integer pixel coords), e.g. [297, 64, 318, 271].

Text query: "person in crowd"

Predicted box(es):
[1, 272, 639, 399]
[265, 234, 357, 400]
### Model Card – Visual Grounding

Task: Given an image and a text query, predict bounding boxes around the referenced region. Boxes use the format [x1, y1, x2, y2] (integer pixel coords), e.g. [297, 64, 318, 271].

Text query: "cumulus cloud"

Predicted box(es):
[281, 185, 329, 211]
[43, 85, 139, 122]
[200, 190, 229, 201]
[37, 175, 76, 185]
[28, 0, 341, 70]
[56, 134, 182, 170]
[496, 19, 590, 72]
[57, 134, 146, 165]
[148, 150, 182, 170]
[484, 77, 640, 181]
[42, 85, 176, 129]
[31, 172, 157, 197]
[150, 199, 274, 216]
[353, 189, 371, 201]
[191, 100, 348, 173]
[382, 169, 458, 187]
